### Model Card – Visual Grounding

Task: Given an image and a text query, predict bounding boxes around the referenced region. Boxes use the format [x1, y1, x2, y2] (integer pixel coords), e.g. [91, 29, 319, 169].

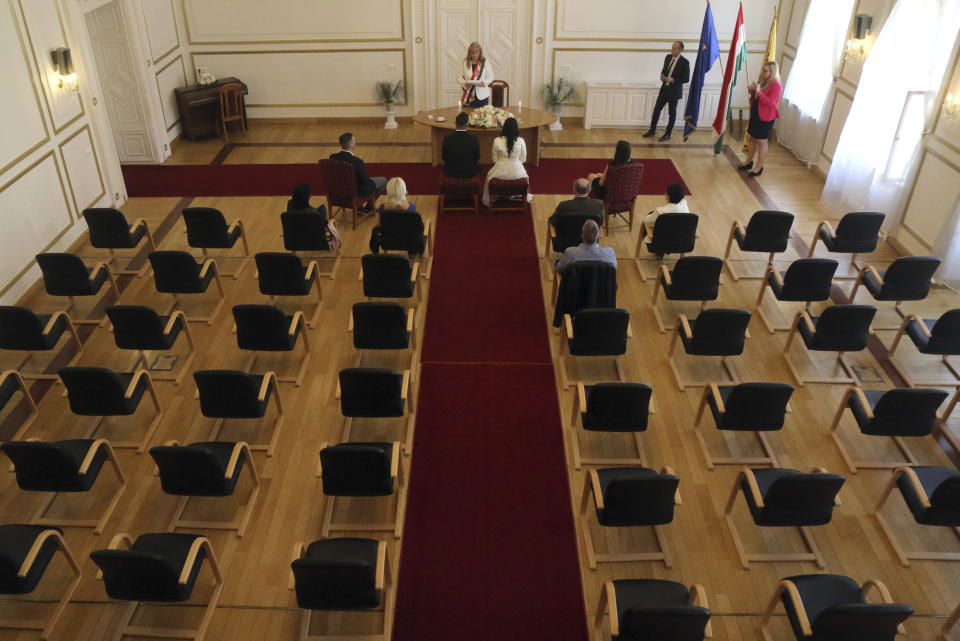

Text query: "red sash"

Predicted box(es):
[461, 62, 483, 103]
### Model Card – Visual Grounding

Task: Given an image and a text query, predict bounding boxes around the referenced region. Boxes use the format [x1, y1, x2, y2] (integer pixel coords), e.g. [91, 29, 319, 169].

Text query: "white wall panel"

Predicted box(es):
[154, 54, 186, 130]
[784, 0, 808, 49]
[901, 150, 960, 248]
[59, 125, 105, 214]
[140, 0, 179, 62]
[0, 4, 49, 175]
[821, 90, 853, 161]
[183, 0, 403, 43]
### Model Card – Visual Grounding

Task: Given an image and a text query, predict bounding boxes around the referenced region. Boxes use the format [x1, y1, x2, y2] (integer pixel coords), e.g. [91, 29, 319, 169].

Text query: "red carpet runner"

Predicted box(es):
[394, 210, 588, 641]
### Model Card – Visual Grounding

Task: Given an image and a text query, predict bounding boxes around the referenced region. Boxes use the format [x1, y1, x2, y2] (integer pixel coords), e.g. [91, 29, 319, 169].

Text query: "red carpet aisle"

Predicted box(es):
[393, 211, 588, 641]
[121, 158, 688, 198]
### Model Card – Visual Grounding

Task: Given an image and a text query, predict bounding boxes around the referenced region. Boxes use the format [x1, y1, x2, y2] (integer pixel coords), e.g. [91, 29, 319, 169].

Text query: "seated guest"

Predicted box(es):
[587, 140, 633, 200]
[643, 182, 688, 231]
[442, 112, 481, 178]
[379, 177, 416, 212]
[328, 132, 387, 213]
[286, 183, 322, 214]
[548, 178, 605, 229]
[555, 219, 617, 274]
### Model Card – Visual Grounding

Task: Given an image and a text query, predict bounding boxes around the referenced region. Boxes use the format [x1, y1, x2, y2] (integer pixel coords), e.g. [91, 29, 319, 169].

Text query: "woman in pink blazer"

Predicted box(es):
[738, 61, 782, 177]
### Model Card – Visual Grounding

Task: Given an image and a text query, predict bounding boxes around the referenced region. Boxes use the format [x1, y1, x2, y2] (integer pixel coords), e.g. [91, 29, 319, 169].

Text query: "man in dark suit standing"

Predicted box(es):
[329, 132, 386, 211]
[548, 178, 605, 228]
[643, 41, 690, 142]
[441, 112, 481, 178]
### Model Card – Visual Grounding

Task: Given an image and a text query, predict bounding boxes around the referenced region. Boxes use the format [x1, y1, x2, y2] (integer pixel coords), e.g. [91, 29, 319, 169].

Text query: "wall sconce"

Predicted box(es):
[844, 14, 873, 64]
[944, 94, 960, 121]
[50, 47, 78, 92]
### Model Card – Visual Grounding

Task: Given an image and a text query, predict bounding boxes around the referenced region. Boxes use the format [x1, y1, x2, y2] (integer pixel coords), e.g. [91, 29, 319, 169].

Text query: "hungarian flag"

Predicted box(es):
[743, 7, 777, 152]
[712, 3, 748, 155]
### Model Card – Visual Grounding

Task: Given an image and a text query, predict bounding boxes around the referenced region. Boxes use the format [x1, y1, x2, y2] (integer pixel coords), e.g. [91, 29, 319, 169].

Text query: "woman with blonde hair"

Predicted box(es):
[378, 177, 416, 212]
[459, 42, 494, 107]
[738, 60, 782, 177]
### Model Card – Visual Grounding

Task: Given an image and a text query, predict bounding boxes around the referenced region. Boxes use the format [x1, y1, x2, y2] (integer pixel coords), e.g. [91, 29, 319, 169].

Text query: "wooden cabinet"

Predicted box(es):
[174, 77, 247, 141]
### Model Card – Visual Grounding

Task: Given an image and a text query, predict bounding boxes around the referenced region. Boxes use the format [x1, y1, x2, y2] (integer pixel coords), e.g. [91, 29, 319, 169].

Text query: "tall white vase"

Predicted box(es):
[384, 102, 398, 129]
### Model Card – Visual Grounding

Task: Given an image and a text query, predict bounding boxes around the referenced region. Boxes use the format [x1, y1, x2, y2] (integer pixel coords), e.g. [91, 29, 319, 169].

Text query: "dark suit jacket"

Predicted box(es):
[548, 196, 605, 228]
[441, 130, 481, 178]
[659, 54, 690, 100]
[329, 150, 376, 197]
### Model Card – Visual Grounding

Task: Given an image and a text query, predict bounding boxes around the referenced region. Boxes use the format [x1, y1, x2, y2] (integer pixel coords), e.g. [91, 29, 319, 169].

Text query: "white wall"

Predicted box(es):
[140, 0, 187, 144]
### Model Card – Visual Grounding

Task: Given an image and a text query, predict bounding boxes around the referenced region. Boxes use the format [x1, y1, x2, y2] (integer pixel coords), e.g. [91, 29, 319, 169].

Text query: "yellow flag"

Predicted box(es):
[744, 7, 777, 152]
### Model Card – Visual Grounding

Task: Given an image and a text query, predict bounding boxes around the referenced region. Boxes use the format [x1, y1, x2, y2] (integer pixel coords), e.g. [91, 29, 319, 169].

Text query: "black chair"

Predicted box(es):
[694, 382, 793, 470]
[558, 308, 632, 390]
[808, 211, 886, 276]
[724, 467, 844, 569]
[830, 387, 949, 472]
[106, 306, 195, 385]
[2, 439, 125, 534]
[889, 308, 960, 386]
[59, 367, 163, 454]
[36, 252, 119, 325]
[182, 206, 250, 279]
[280, 210, 341, 280]
[0, 307, 83, 380]
[255, 252, 323, 328]
[0, 524, 81, 640]
[148, 250, 225, 325]
[723, 210, 794, 281]
[651, 256, 723, 333]
[580, 466, 680, 568]
[349, 302, 416, 367]
[290, 538, 394, 641]
[849, 256, 941, 327]
[82, 207, 157, 276]
[337, 367, 414, 454]
[233, 305, 311, 387]
[193, 370, 284, 457]
[544, 213, 600, 279]
[360, 253, 419, 302]
[783, 304, 876, 386]
[90, 533, 223, 641]
[379, 210, 432, 279]
[150, 441, 260, 538]
[635, 212, 699, 281]
[570, 382, 653, 469]
[595, 579, 712, 641]
[759, 574, 912, 641]
[318, 442, 405, 538]
[668, 309, 752, 390]
[0, 369, 38, 441]
[551, 260, 617, 328]
[875, 466, 960, 566]
[755, 258, 838, 332]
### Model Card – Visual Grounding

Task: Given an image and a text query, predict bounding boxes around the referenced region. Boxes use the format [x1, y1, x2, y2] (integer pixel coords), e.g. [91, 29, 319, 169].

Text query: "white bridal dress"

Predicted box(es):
[482, 135, 529, 206]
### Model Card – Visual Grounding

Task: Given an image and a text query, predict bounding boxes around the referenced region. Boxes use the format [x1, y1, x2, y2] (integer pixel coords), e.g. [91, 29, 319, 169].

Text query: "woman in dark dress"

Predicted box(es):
[587, 140, 632, 199]
[738, 61, 783, 177]
[286, 183, 323, 214]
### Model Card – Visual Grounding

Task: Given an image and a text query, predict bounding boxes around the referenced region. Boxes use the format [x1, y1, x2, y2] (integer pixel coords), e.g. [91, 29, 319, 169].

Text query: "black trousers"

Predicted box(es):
[649, 86, 679, 133]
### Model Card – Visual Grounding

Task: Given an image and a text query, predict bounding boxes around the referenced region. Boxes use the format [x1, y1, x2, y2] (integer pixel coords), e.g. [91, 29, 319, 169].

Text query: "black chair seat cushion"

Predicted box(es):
[907, 311, 960, 355]
[150, 442, 244, 496]
[281, 211, 331, 252]
[850, 389, 947, 437]
[36, 254, 105, 296]
[680, 309, 751, 357]
[661, 258, 722, 302]
[255, 253, 314, 297]
[782, 574, 863, 641]
[0, 309, 66, 351]
[0, 524, 64, 594]
[897, 466, 960, 526]
[91, 533, 206, 602]
[799, 306, 875, 352]
[735, 211, 793, 253]
[0, 374, 20, 409]
[320, 442, 395, 497]
[612, 579, 709, 641]
[83, 208, 143, 249]
[184, 208, 241, 249]
[3, 439, 106, 492]
[339, 368, 405, 417]
[60, 368, 146, 416]
[361, 254, 415, 299]
[646, 213, 698, 256]
[821, 212, 884, 254]
[293, 537, 381, 610]
[195, 371, 270, 419]
[743, 468, 844, 527]
[581, 383, 651, 432]
[569, 309, 630, 356]
[150, 252, 213, 294]
[863, 257, 940, 301]
[107, 306, 181, 351]
[352, 303, 410, 350]
[771, 259, 838, 303]
[596, 467, 678, 527]
[709, 383, 793, 432]
[234, 306, 299, 352]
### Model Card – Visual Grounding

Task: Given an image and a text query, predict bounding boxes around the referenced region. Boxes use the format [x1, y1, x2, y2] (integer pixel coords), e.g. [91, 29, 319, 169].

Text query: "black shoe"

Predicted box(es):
[737, 161, 753, 171]
[658, 133, 671, 142]
[642, 130, 656, 138]
[748, 168, 764, 177]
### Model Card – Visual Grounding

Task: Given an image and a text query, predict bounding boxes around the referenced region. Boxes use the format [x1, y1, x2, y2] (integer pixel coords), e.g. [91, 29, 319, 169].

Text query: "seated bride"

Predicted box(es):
[482, 117, 529, 206]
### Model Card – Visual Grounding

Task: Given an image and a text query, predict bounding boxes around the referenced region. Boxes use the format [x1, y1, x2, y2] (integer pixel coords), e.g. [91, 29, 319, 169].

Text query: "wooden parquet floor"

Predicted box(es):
[0, 121, 957, 640]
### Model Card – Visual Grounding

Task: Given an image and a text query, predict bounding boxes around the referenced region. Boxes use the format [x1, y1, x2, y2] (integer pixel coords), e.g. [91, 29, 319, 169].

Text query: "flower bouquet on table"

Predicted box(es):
[468, 105, 515, 128]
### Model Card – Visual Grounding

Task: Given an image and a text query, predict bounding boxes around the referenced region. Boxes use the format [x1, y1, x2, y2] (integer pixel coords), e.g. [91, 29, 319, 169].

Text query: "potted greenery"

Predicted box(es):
[541, 77, 580, 131]
[376, 80, 404, 129]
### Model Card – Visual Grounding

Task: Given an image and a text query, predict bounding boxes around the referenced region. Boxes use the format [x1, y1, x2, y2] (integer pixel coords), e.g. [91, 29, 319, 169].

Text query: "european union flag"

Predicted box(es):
[683, 3, 721, 141]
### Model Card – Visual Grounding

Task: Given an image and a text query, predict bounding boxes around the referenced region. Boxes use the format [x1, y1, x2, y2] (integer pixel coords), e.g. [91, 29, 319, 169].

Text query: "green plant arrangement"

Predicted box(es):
[375, 80, 405, 104]
[541, 77, 579, 113]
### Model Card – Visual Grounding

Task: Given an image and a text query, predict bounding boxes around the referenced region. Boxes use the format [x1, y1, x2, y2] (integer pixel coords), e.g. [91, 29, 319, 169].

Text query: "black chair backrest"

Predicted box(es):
[929, 309, 960, 352]
[150, 444, 233, 495]
[810, 305, 876, 351]
[352, 302, 409, 350]
[602, 469, 679, 526]
[621, 606, 712, 641]
[583, 383, 652, 432]
[763, 472, 845, 525]
[89, 550, 185, 601]
[281, 211, 331, 252]
[319, 443, 393, 496]
[741, 210, 794, 252]
[292, 550, 378, 610]
[0, 306, 47, 349]
[718, 383, 794, 431]
[194, 370, 264, 418]
[149, 251, 202, 293]
[833, 212, 885, 253]
[182, 207, 229, 247]
[361, 253, 413, 298]
[379, 211, 426, 254]
[553, 260, 618, 327]
[779, 258, 838, 301]
[2, 441, 87, 491]
[686, 309, 751, 356]
[665, 257, 722, 301]
[233, 305, 291, 351]
[255, 252, 308, 296]
[648, 213, 699, 254]
[83, 208, 132, 247]
[570, 308, 630, 356]
[36, 253, 91, 296]
[338, 368, 404, 417]
[106, 305, 167, 350]
[59, 367, 129, 415]
[554, 214, 597, 253]
[876, 256, 940, 300]
[869, 389, 948, 436]
[929, 474, 960, 511]
[813, 603, 914, 641]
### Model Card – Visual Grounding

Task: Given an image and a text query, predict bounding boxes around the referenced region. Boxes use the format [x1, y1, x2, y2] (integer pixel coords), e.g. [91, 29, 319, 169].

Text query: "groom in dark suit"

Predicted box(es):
[441, 112, 481, 178]
[643, 41, 690, 142]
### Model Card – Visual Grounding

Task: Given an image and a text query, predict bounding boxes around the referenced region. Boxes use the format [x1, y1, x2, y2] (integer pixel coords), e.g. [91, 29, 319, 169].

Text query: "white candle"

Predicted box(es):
[458, 100, 462, 111]
[518, 100, 522, 114]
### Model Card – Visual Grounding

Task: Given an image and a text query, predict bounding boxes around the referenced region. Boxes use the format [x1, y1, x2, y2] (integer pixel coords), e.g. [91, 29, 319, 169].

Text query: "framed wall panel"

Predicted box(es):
[59, 125, 106, 215]
[901, 149, 960, 250]
[820, 89, 853, 162]
[141, 0, 180, 64]
[154, 54, 186, 130]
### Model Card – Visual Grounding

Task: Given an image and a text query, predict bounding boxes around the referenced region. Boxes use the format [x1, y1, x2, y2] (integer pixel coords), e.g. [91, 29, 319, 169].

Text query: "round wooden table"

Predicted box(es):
[413, 106, 556, 167]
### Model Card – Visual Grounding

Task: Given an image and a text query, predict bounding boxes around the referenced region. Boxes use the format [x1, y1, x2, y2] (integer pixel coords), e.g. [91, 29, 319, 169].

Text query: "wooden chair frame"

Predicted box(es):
[337, 370, 415, 455]
[829, 386, 922, 473]
[941, 600, 960, 641]
[594, 580, 712, 641]
[694, 383, 780, 470]
[186, 218, 250, 280]
[289, 540, 394, 641]
[241, 310, 312, 387]
[203, 371, 284, 457]
[489, 79, 509, 108]
[347, 307, 418, 368]
[570, 382, 654, 469]
[162, 258, 226, 326]
[157, 440, 261, 539]
[316, 441, 406, 539]
[219, 82, 246, 141]
[650, 264, 714, 333]
[724, 466, 838, 570]
[358, 261, 420, 304]
[78, 369, 163, 454]
[782, 310, 866, 387]
[5, 312, 84, 380]
[557, 314, 632, 390]
[1, 369, 39, 440]
[98, 534, 223, 641]
[874, 466, 960, 567]
[94, 217, 156, 277]
[888, 313, 960, 387]
[723, 220, 791, 281]
[122, 310, 196, 385]
[807, 219, 879, 278]
[668, 314, 747, 391]
[580, 467, 679, 569]
[754, 265, 823, 333]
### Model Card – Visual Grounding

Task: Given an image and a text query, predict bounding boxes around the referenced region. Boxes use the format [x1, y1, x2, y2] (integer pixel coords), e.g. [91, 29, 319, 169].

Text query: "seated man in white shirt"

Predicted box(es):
[555, 219, 617, 274]
[644, 181, 689, 230]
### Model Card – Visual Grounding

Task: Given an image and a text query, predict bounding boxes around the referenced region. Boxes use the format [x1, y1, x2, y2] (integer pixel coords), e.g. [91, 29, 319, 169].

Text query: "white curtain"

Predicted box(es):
[822, 0, 960, 219]
[777, 0, 855, 163]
